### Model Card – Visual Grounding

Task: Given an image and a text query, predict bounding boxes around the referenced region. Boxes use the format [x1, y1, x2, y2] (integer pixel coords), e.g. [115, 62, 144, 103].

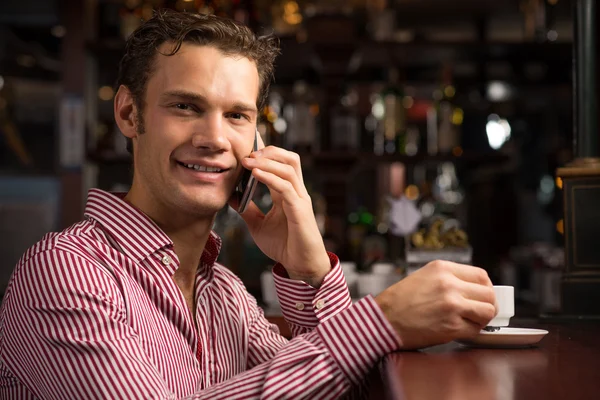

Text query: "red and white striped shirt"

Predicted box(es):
[0, 189, 400, 399]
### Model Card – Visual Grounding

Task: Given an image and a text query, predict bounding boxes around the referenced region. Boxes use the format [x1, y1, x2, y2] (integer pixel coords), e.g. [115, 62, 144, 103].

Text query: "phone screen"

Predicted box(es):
[235, 130, 259, 214]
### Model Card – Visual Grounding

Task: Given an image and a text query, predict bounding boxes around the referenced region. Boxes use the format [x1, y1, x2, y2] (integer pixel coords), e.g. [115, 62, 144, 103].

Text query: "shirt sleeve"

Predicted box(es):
[200, 296, 401, 400]
[271, 252, 353, 336]
[1, 249, 401, 400]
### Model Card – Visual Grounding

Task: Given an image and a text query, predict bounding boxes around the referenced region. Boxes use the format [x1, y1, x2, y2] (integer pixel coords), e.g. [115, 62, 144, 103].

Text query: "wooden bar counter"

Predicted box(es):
[365, 321, 600, 400]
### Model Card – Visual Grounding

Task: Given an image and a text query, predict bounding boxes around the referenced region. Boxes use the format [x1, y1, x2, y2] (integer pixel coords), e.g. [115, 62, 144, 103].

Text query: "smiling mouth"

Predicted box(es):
[176, 161, 228, 173]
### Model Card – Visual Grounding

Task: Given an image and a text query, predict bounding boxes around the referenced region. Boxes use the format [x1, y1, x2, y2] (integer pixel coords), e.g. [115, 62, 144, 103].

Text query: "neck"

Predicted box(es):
[124, 183, 215, 276]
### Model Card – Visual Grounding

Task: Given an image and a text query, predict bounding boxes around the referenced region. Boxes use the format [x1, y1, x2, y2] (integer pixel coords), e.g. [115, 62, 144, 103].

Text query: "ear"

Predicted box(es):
[114, 85, 139, 142]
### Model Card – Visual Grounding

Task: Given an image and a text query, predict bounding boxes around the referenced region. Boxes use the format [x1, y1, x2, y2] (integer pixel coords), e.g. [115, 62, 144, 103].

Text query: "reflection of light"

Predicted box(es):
[51, 25, 66, 38]
[499, 119, 511, 136]
[403, 96, 414, 109]
[98, 86, 114, 101]
[556, 219, 564, 234]
[420, 202, 435, 217]
[452, 146, 463, 157]
[486, 117, 511, 150]
[555, 177, 563, 189]
[436, 174, 451, 189]
[284, 13, 302, 25]
[486, 121, 505, 149]
[267, 111, 277, 123]
[444, 85, 456, 98]
[441, 191, 463, 204]
[538, 174, 555, 204]
[540, 175, 554, 194]
[273, 118, 287, 133]
[547, 30, 558, 41]
[405, 185, 420, 200]
[283, 1, 302, 25]
[372, 101, 384, 119]
[451, 108, 464, 125]
[284, 0, 299, 13]
[0, 76, 4, 91]
[487, 81, 511, 102]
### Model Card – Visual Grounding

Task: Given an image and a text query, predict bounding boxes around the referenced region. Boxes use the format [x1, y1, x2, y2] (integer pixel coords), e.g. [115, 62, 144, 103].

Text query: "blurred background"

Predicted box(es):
[0, 0, 580, 319]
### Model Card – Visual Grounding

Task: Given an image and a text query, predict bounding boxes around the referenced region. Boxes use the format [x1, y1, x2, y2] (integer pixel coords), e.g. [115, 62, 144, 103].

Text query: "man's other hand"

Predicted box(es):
[375, 261, 497, 349]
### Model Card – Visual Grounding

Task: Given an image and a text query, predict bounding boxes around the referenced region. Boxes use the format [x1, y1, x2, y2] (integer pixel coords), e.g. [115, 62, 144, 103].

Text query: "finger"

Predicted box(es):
[456, 318, 485, 339]
[251, 146, 304, 187]
[250, 168, 301, 206]
[459, 299, 497, 328]
[243, 157, 307, 199]
[457, 280, 496, 305]
[447, 262, 493, 287]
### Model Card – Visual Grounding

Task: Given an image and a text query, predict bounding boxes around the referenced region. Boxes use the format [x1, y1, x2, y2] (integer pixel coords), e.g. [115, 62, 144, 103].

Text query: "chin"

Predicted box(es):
[174, 191, 229, 217]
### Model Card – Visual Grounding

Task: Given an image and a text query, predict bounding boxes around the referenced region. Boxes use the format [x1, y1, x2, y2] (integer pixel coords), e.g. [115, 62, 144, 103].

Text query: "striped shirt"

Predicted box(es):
[0, 189, 400, 399]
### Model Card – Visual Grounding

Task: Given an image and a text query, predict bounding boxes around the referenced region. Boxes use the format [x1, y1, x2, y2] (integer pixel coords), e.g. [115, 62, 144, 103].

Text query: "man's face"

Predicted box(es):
[132, 44, 259, 217]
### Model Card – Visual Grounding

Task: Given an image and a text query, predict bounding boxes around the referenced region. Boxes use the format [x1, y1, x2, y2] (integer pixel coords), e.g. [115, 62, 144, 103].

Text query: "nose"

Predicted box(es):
[190, 113, 231, 152]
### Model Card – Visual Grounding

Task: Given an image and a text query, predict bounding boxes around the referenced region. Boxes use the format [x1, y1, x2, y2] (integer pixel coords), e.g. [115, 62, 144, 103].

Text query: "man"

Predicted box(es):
[0, 10, 496, 399]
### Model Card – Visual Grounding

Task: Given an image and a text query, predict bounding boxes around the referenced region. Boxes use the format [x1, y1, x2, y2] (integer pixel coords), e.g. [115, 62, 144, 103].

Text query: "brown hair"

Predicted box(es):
[116, 9, 280, 153]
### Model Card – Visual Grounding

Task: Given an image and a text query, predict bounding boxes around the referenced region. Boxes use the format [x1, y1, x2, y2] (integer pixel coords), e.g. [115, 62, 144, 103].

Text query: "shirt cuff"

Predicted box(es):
[272, 252, 352, 331]
[316, 295, 402, 385]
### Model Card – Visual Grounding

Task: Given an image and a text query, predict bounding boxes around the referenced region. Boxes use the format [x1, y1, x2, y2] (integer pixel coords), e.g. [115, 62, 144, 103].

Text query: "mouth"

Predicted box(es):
[176, 161, 229, 173]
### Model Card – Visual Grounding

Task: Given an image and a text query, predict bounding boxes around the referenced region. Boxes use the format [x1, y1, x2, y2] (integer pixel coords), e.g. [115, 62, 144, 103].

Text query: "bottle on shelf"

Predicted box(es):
[366, 0, 395, 42]
[119, 0, 144, 40]
[373, 68, 407, 155]
[347, 206, 375, 267]
[258, 91, 286, 148]
[433, 63, 462, 155]
[522, 0, 548, 42]
[330, 85, 360, 151]
[284, 81, 319, 153]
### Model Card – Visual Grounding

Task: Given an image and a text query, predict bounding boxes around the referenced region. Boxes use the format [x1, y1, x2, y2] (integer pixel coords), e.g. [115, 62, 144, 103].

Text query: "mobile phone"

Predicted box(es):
[235, 129, 259, 214]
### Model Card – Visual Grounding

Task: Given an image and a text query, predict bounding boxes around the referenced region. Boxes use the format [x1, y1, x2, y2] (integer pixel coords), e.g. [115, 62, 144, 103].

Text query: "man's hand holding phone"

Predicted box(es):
[238, 134, 331, 288]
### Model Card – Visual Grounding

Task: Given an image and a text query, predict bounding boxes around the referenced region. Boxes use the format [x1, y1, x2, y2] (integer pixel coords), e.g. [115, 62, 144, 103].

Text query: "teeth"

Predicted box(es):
[182, 163, 221, 172]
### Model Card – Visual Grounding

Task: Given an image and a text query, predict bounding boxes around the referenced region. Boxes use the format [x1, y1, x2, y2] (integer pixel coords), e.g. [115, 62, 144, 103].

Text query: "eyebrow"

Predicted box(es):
[160, 90, 258, 115]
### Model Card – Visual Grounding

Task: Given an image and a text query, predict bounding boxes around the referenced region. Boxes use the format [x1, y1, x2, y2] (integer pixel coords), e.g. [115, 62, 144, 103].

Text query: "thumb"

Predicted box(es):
[238, 200, 265, 232]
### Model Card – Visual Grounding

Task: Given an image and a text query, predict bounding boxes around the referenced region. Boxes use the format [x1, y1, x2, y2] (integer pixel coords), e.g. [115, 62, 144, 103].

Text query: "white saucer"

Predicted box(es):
[457, 327, 549, 348]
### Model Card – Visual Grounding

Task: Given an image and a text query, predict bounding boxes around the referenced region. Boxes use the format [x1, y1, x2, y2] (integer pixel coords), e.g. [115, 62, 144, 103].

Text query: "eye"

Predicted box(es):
[229, 113, 245, 120]
[175, 103, 191, 111]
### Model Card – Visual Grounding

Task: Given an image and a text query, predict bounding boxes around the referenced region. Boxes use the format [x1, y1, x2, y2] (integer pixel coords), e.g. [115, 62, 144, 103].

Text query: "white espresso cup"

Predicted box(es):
[488, 285, 515, 327]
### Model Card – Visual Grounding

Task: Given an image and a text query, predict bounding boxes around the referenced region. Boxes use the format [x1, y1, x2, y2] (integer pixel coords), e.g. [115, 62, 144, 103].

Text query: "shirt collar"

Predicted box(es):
[84, 189, 222, 267]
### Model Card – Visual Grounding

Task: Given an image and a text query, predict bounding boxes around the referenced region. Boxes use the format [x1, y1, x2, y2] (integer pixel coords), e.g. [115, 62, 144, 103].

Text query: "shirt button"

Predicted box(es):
[315, 299, 326, 310]
[295, 302, 305, 311]
[161, 255, 172, 265]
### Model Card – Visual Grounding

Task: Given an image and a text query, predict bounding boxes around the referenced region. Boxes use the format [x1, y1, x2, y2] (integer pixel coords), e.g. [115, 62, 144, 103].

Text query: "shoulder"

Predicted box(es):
[8, 219, 118, 299]
[17, 218, 107, 266]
